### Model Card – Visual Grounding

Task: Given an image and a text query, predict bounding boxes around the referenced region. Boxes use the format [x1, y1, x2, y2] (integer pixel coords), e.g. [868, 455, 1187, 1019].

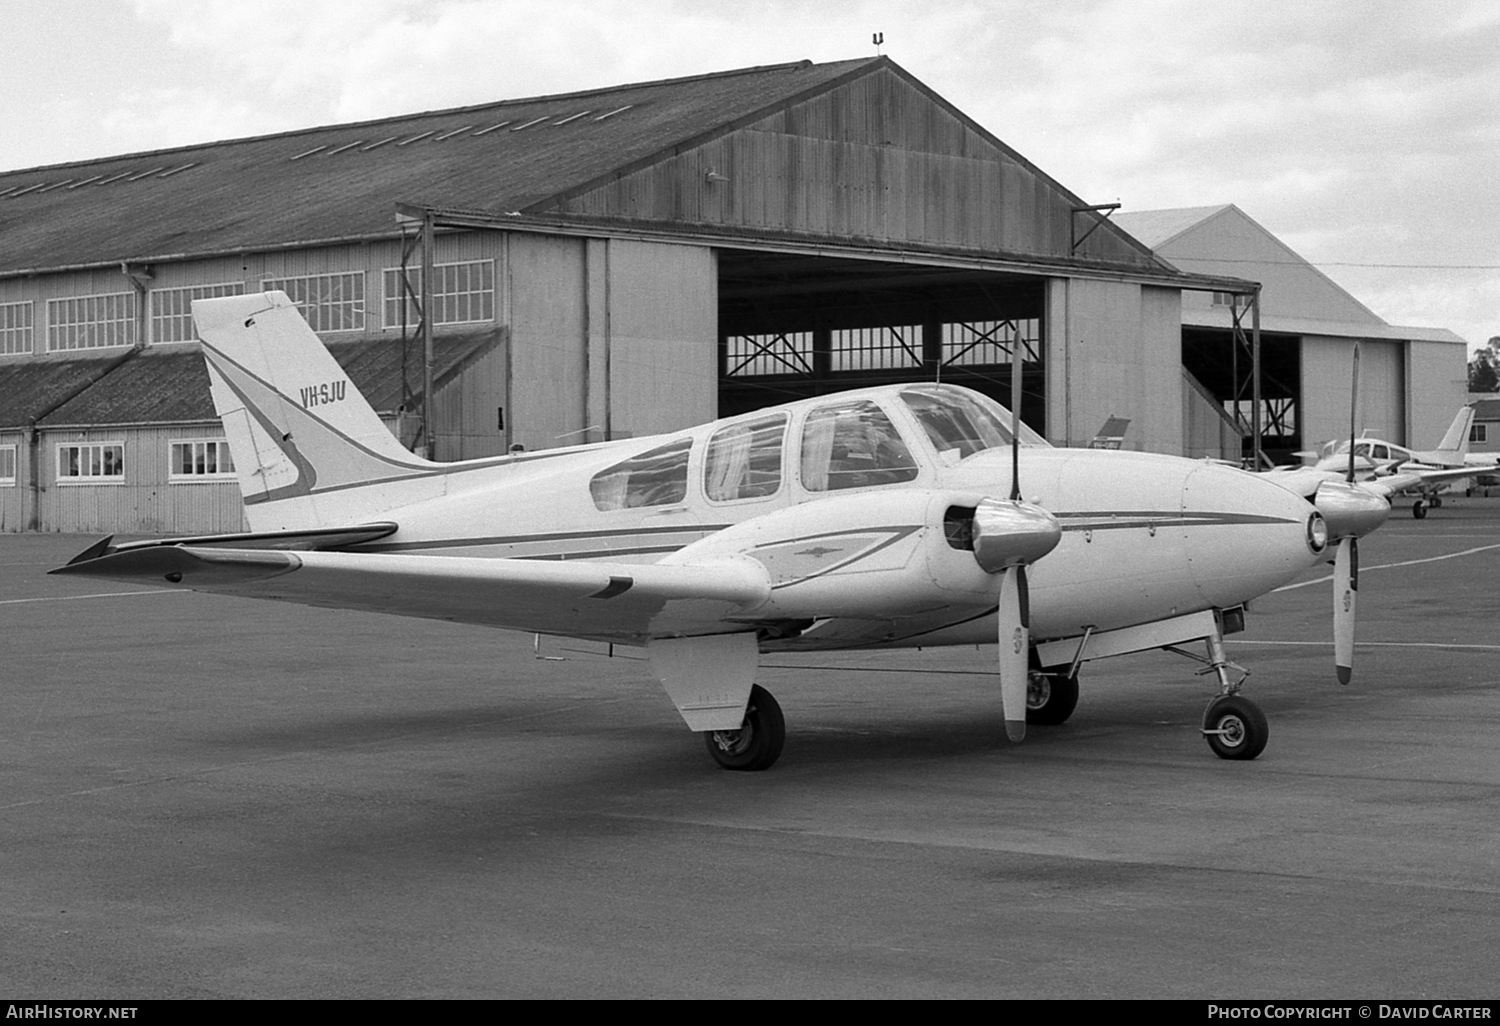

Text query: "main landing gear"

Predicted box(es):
[1413, 496, 1442, 519]
[1026, 669, 1080, 725]
[704, 684, 786, 771]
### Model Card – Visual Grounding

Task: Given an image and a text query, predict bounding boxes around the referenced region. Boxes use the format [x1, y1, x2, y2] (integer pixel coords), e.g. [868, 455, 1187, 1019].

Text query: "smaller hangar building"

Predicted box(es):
[1114, 205, 1470, 461]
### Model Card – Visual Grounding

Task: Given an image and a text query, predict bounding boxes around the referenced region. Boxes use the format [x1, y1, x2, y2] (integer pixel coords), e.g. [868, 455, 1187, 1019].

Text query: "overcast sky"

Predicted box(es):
[4, 0, 1496, 353]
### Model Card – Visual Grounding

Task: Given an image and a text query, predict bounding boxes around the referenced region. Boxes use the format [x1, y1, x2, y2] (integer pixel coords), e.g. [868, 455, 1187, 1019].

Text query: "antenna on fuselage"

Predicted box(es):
[1347, 342, 1361, 483]
[1010, 331, 1022, 501]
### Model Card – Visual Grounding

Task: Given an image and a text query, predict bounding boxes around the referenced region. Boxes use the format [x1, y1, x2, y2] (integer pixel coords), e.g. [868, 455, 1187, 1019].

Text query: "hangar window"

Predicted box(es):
[1, 301, 33, 355]
[704, 414, 786, 502]
[57, 443, 124, 482]
[590, 439, 693, 510]
[831, 325, 921, 372]
[151, 283, 247, 343]
[169, 440, 236, 480]
[724, 331, 814, 377]
[382, 261, 495, 328]
[262, 272, 365, 333]
[47, 293, 136, 351]
[1212, 292, 1251, 309]
[801, 400, 918, 491]
[941, 319, 1040, 368]
[0, 445, 15, 485]
[1472, 424, 1487, 444]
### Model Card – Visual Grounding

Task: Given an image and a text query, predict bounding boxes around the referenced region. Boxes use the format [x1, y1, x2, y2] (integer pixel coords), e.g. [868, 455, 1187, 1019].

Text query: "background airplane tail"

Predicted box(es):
[1435, 406, 1475, 457]
[192, 291, 439, 531]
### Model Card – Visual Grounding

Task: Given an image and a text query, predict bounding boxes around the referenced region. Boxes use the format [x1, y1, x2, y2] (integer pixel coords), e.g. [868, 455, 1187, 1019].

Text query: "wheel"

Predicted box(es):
[1430, 496, 1443, 508]
[704, 684, 785, 771]
[1413, 500, 1427, 519]
[1026, 670, 1079, 725]
[1202, 694, 1269, 760]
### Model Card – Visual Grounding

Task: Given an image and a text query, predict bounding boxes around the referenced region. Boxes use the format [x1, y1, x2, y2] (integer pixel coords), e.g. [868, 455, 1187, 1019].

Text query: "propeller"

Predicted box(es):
[1315, 342, 1388, 685]
[1334, 535, 1357, 685]
[970, 339, 1061, 741]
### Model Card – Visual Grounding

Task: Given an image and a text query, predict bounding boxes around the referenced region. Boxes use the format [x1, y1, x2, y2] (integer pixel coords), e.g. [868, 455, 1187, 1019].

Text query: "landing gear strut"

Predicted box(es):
[704, 684, 785, 771]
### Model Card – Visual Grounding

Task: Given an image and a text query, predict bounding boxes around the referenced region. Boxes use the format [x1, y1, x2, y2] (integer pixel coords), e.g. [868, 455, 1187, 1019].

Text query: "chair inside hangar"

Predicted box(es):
[717, 252, 1046, 433]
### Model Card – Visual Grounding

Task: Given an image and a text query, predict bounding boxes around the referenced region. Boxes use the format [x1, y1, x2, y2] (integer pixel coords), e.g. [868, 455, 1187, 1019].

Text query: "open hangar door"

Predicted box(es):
[717, 251, 1047, 431]
[1181, 327, 1303, 464]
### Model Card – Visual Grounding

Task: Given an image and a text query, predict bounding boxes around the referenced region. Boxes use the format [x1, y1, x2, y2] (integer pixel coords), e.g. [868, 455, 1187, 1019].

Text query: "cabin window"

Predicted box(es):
[262, 272, 365, 332]
[704, 414, 786, 502]
[0, 445, 16, 485]
[47, 293, 136, 351]
[800, 400, 917, 492]
[169, 439, 237, 480]
[1, 300, 33, 355]
[590, 439, 692, 510]
[57, 443, 124, 482]
[151, 283, 247, 343]
[900, 386, 1013, 463]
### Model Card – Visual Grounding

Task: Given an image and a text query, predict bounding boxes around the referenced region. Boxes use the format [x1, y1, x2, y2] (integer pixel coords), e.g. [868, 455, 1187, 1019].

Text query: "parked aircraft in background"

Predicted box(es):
[1291, 406, 1499, 518]
[54, 292, 1393, 771]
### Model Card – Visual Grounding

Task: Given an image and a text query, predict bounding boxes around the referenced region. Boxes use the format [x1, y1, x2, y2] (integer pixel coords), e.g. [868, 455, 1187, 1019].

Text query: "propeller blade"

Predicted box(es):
[1347, 342, 1361, 483]
[1334, 536, 1358, 685]
[998, 565, 1030, 742]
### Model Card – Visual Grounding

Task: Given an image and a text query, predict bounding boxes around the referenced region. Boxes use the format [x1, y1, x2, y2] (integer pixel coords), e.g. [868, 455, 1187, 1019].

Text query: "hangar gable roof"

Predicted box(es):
[1, 58, 1168, 279]
[1116, 204, 1388, 326]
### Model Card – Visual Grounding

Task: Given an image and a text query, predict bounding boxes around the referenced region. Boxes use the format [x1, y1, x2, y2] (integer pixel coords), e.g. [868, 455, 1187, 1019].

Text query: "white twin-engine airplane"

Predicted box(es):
[53, 292, 1393, 771]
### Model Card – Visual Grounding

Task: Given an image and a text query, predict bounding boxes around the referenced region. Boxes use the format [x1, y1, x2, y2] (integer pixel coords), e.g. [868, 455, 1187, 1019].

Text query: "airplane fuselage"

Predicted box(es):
[275, 385, 1327, 653]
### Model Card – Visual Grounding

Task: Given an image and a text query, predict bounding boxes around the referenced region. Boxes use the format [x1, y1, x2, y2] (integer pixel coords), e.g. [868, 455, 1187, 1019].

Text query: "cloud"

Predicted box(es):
[38, 0, 1500, 349]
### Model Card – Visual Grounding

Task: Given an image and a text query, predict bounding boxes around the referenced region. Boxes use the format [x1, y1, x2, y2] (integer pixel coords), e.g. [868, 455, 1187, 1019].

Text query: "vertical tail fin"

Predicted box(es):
[1434, 406, 1475, 457]
[193, 291, 438, 530]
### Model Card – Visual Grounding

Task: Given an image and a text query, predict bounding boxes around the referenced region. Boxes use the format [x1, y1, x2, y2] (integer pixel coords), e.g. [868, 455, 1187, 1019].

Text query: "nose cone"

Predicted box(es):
[1313, 480, 1391, 539]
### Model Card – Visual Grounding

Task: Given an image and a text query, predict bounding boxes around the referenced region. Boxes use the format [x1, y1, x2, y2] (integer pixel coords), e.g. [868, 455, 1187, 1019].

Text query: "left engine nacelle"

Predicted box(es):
[661, 489, 1003, 621]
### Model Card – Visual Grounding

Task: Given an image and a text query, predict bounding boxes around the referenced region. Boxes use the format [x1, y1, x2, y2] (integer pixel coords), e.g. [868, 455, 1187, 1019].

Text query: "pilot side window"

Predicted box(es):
[704, 414, 786, 502]
[589, 439, 692, 511]
[800, 400, 918, 491]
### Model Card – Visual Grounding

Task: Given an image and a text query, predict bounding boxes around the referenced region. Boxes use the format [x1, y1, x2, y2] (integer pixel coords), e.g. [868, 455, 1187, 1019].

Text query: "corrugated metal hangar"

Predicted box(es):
[0, 57, 1462, 534]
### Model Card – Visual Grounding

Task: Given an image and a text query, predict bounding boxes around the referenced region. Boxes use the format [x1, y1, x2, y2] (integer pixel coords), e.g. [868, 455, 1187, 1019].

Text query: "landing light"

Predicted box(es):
[1306, 512, 1328, 554]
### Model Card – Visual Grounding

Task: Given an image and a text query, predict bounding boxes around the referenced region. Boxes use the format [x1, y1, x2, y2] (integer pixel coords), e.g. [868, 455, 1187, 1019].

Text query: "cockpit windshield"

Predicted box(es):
[899, 385, 1048, 462]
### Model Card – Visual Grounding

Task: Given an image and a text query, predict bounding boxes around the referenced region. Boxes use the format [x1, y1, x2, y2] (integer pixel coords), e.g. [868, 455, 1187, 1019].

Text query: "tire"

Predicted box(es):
[1203, 694, 1269, 760]
[704, 684, 785, 771]
[1413, 500, 1427, 520]
[1026, 671, 1079, 725]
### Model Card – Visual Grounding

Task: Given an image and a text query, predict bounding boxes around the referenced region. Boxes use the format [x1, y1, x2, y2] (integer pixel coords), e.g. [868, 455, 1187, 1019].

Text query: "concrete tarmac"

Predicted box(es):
[2, 500, 1498, 998]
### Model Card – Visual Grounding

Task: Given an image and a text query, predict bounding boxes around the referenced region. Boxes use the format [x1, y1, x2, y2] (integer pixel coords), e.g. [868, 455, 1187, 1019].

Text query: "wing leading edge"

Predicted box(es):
[51, 543, 772, 644]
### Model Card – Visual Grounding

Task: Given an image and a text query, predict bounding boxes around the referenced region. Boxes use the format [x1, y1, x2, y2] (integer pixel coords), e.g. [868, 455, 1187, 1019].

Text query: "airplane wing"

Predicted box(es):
[1361, 464, 1486, 497]
[51, 543, 772, 645]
